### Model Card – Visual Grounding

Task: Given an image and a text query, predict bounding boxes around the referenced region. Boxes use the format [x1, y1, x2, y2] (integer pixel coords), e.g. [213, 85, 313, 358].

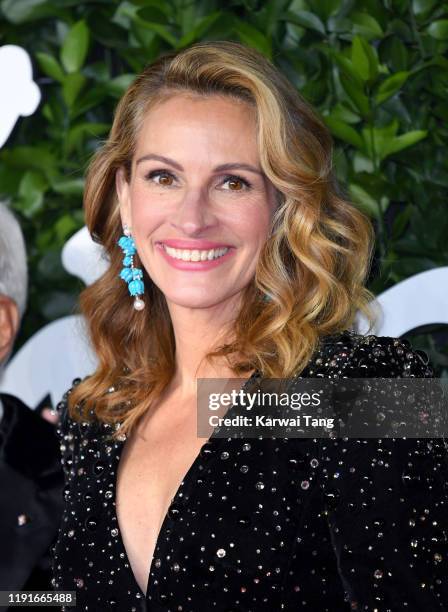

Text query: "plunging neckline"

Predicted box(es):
[111, 370, 260, 599]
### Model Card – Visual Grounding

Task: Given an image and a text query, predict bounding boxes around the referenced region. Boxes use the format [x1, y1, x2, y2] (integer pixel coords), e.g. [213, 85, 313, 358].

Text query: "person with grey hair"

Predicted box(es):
[0, 201, 28, 388]
[0, 201, 64, 606]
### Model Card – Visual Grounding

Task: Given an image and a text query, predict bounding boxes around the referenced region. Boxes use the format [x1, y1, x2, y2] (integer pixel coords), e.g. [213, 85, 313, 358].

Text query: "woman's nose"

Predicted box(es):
[170, 188, 217, 235]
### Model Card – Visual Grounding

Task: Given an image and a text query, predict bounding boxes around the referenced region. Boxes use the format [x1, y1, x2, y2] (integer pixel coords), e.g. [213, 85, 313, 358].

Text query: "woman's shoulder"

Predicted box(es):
[313, 329, 434, 378]
[55, 376, 103, 454]
[55, 377, 121, 482]
[56, 377, 88, 430]
[55, 376, 124, 442]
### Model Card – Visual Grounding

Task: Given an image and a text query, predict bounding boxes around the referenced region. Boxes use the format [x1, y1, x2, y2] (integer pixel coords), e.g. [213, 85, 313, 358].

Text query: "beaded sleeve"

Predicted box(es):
[317, 337, 448, 611]
[54, 378, 85, 490]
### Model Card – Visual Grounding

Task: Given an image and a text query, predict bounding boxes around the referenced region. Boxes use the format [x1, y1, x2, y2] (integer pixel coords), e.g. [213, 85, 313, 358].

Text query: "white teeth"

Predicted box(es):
[163, 245, 229, 261]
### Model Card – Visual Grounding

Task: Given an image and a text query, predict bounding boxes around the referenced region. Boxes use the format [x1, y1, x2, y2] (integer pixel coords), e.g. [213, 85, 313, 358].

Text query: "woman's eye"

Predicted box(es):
[144, 171, 251, 191]
[145, 170, 175, 186]
[221, 175, 251, 191]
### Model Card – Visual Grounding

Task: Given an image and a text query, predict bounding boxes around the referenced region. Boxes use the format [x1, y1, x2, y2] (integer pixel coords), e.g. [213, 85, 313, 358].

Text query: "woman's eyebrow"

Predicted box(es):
[135, 153, 263, 176]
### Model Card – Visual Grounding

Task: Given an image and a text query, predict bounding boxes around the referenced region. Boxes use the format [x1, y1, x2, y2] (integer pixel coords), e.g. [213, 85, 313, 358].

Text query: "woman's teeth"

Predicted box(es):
[163, 245, 229, 262]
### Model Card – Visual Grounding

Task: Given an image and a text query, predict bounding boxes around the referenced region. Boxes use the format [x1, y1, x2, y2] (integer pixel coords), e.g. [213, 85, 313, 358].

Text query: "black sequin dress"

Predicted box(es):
[51, 331, 448, 611]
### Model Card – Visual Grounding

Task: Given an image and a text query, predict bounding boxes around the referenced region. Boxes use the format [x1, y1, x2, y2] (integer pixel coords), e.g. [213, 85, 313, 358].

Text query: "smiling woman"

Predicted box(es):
[115, 93, 278, 309]
[51, 41, 448, 612]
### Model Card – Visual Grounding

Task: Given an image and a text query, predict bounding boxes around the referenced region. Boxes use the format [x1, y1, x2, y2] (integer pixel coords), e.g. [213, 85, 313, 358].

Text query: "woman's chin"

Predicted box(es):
[163, 291, 240, 310]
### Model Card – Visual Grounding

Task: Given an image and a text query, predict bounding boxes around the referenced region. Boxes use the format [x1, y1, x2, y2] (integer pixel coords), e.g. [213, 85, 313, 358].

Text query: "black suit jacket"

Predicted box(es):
[52, 331, 448, 611]
[0, 393, 64, 611]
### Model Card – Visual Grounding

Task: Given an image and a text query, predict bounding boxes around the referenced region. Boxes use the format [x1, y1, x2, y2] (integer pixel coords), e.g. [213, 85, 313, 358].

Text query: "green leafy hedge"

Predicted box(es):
[1, 0, 447, 373]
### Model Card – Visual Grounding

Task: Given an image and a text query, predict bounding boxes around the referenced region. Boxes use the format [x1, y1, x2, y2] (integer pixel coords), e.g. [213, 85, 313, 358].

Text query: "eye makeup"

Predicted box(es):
[143, 169, 253, 191]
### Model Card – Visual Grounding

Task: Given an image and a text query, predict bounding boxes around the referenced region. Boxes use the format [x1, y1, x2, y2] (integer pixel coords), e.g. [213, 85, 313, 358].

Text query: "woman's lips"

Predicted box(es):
[156, 243, 236, 271]
[158, 239, 232, 249]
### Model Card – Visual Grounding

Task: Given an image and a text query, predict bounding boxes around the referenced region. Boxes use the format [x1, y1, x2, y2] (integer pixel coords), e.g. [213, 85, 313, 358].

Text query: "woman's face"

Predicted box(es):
[116, 93, 277, 310]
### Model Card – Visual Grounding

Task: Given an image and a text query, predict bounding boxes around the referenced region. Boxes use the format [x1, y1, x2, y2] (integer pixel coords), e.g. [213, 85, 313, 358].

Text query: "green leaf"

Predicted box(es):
[327, 102, 360, 124]
[121, 2, 176, 46]
[382, 36, 408, 72]
[375, 71, 409, 104]
[178, 0, 197, 35]
[35, 52, 65, 82]
[353, 152, 375, 173]
[282, 10, 326, 35]
[379, 195, 390, 215]
[382, 130, 428, 158]
[0, 167, 22, 196]
[355, 172, 390, 203]
[199, 12, 235, 39]
[1, 0, 55, 24]
[36, 227, 56, 251]
[332, 146, 349, 180]
[70, 86, 108, 119]
[54, 213, 79, 242]
[259, 0, 290, 37]
[361, 120, 399, 161]
[137, 6, 169, 24]
[348, 183, 382, 218]
[60, 20, 90, 73]
[177, 12, 222, 48]
[83, 61, 109, 83]
[0, 146, 57, 180]
[62, 73, 86, 108]
[65, 123, 110, 155]
[351, 36, 379, 81]
[412, 0, 438, 16]
[314, 0, 340, 21]
[87, 19, 128, 49]
[134, 21, 177, 46]
[331, 52, 364, 88]
[41, 93, 65, 126]
[392, 204, 413, 240]
[351, 36, 370, 81]
[340, 73, 370, 117]
[323, 116, 364, 149]
[235, 20, 272, 58]
[388, 256, 439, 279]
[106, 74, 136, 98]
[17, 170, 48, 218]
[130, 22, 157, 49]
[112, 1, 140, 28]
[351, 12, 383, 39]
[327, 15, 352, 34]
[427, 20, 448, 40]
[51, 177, 85, 196]
[42, 103, 53, 123]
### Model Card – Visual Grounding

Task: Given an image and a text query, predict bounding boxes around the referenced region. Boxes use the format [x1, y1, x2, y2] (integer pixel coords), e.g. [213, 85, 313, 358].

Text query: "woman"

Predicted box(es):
[52, 41, 448, 611]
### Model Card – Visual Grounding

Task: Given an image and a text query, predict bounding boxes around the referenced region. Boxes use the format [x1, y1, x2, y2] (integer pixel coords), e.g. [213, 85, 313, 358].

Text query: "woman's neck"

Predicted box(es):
[166, 294, 246, 397]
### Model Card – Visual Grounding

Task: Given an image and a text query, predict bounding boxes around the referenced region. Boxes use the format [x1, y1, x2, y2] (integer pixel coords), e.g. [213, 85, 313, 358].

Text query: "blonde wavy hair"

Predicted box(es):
[68, 40, 377, 439]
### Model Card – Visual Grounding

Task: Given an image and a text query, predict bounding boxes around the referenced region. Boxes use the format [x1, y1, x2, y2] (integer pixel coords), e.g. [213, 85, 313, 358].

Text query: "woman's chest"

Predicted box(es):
[58, 425, 326, 609]
[115, 413, 210, 595]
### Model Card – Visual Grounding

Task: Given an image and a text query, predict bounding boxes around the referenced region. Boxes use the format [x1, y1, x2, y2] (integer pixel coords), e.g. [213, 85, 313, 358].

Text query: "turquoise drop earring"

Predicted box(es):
[118, 224, 145, 311]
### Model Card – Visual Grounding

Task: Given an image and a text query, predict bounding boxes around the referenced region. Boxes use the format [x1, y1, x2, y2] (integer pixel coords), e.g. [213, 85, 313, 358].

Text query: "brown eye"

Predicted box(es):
[228, 179, 243, 190]
[222, 175, 251, 191]
[157, 173, 173, 186]
[145, 170, 176, 186]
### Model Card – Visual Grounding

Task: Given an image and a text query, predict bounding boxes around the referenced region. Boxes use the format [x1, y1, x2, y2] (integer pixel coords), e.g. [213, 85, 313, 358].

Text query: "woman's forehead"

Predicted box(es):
[139, 92, 255, 129]
[133, 94, 260, 165]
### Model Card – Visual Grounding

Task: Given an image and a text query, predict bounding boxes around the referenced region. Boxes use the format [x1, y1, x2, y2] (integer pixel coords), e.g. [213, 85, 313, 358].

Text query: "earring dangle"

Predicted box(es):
[118, 224, 145, 311]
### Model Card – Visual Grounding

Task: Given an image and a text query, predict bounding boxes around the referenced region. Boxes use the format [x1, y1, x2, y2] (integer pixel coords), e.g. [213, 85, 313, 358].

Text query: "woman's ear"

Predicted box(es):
[0, 295, 19, 364]
[116, 166, 131, 228]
